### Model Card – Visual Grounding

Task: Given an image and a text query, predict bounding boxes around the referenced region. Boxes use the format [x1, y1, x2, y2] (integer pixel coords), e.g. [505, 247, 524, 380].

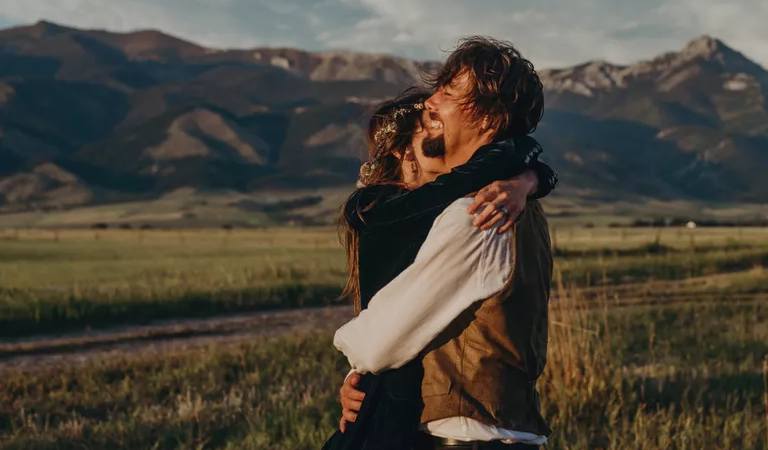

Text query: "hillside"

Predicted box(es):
[0, 21, 766, 224]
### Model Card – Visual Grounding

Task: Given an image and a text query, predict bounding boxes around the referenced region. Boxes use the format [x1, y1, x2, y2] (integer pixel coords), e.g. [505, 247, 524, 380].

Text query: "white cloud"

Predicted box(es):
[322, 0, 768, 69]
[0, 0, 369, 49]
[0, 0, 765, 69]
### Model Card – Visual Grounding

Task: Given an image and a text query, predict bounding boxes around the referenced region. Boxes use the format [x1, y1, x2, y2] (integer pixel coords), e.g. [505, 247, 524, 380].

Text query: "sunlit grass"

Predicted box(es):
[0, 290, 765, 449]
[1, 228, 767, 338]
[0, 227, 767, 448]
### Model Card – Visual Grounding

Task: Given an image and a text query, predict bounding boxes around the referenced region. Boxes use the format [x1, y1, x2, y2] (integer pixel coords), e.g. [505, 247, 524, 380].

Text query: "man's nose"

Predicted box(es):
[424, 93, 439, 111]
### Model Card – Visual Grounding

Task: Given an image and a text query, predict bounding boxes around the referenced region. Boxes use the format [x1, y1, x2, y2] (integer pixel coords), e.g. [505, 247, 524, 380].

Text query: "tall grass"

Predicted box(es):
[1, 227, 766, 448]
[543, 276, 767, 449]
[1, 287, 765, 449]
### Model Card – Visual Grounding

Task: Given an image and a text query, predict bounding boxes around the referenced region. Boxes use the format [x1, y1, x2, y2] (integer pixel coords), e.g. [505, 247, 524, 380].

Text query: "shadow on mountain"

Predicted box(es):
[1, 79, 130, 146]
[537, 110, 745, 199]
[0, 54, 60, 78]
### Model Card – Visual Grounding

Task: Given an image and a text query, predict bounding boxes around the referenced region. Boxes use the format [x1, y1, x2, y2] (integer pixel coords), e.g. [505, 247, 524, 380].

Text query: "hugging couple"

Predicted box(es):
[324, 36, 557, 450]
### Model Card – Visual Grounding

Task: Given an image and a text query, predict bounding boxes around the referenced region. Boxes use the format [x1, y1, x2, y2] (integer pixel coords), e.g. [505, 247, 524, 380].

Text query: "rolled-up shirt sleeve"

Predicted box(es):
[334, 201, 514, 374]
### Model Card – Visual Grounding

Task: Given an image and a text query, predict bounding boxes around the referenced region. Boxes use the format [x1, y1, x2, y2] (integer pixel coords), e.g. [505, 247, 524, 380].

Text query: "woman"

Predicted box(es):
[326, 89, 555, 450]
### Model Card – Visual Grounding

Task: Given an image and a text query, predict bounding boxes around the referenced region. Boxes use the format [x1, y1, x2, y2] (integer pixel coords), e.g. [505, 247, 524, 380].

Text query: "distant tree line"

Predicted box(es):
[609, 218, 768, 228]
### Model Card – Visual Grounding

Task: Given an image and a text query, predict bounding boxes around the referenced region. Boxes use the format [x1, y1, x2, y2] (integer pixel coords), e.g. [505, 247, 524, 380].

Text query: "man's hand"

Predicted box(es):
[339, 372, 365, 433]
[468, 169, 539, 234]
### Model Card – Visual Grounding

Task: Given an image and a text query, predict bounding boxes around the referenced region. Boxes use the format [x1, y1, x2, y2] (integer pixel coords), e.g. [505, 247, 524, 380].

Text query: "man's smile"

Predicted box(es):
[424, 111, 444, 132]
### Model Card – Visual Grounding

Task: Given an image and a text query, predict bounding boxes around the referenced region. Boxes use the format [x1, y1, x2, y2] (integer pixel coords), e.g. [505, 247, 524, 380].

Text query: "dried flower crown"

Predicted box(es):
[358, 102, 424, 187]
[372, 102, 423, 149]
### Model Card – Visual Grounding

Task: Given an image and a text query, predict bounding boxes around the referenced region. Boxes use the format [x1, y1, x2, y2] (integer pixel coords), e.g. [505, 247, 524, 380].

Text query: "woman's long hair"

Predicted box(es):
[339, 88, 430, 314]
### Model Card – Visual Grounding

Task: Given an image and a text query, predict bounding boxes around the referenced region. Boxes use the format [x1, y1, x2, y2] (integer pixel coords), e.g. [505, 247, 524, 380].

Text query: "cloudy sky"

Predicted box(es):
[0, 0, 766, 69]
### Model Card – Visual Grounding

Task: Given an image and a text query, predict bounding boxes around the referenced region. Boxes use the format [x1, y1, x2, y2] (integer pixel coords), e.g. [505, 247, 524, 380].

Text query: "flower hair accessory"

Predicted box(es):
[358, 102, 424, 187]
[357, 161, 377, 188]
[373, 102, 424, 149]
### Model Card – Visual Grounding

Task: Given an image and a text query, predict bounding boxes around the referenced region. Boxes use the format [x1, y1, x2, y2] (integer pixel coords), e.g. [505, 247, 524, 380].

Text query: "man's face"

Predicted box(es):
[423, 71, 485, 166]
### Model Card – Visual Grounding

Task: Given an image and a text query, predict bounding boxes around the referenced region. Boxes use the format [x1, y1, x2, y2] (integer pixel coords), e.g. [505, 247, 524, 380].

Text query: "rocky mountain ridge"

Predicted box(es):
[0, 21, 766, 215]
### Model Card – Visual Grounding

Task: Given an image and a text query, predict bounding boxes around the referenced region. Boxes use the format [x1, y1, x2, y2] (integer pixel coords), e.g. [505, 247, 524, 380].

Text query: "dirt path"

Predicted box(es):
[1, 286, 764, 373]
[0, 306, 353, 372]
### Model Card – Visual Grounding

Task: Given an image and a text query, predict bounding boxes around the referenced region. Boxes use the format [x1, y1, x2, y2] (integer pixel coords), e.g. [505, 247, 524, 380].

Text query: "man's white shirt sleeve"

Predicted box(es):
[333, 199, 513, 374]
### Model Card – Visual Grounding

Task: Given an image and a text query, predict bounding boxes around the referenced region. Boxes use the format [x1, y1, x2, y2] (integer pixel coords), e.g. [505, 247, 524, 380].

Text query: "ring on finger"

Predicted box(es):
[498, 205, 510, 217]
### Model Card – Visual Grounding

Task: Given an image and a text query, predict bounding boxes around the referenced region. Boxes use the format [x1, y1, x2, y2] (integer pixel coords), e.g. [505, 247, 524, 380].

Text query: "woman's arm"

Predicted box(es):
[346, 136, 554, 231]
[529, 159, 558, 200]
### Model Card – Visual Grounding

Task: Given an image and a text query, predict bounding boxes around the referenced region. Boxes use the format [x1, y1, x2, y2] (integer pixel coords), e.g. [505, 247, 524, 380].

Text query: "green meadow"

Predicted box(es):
[0, 226, 766, 449]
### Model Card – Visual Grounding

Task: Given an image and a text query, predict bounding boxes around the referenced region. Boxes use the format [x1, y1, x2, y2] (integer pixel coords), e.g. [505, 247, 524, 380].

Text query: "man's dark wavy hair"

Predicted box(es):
[424, 36, 544, 139]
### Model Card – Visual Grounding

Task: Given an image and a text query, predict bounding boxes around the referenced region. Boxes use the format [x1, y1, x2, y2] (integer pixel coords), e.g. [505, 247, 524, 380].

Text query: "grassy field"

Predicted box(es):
[0, 228, 347, 337]
[0, 285, 766, 449]
[0, 226, 767, 449]
[1, 227, 768, 337]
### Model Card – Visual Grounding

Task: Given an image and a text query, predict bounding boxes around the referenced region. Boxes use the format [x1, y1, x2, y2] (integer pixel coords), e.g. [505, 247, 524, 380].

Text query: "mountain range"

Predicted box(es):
[0, 20, 766, 218]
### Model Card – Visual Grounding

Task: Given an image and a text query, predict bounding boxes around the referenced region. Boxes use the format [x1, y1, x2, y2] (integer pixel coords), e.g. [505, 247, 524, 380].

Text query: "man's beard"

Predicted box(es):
[422, 135, 446, 158]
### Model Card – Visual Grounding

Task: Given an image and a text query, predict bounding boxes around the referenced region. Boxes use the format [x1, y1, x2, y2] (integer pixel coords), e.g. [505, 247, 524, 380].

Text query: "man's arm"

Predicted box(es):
[333, 202, 514, 374]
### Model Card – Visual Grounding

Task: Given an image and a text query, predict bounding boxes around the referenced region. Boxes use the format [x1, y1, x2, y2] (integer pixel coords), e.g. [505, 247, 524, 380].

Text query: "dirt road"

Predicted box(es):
[0, 306, 353, 372]
[1, 284, 764, 373]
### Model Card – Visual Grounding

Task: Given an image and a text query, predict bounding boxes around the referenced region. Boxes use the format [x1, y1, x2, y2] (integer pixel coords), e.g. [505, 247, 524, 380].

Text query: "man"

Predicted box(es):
[334, 37, 554, 449]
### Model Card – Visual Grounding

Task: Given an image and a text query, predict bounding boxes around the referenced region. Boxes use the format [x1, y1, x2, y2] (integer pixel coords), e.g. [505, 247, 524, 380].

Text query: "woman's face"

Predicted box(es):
[402, 116, 447, 188]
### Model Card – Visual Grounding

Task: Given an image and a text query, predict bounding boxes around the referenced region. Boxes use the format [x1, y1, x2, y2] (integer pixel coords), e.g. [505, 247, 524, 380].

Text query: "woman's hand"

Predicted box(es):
[468, 169, 539, 234]
[339, 372, 365, 433]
